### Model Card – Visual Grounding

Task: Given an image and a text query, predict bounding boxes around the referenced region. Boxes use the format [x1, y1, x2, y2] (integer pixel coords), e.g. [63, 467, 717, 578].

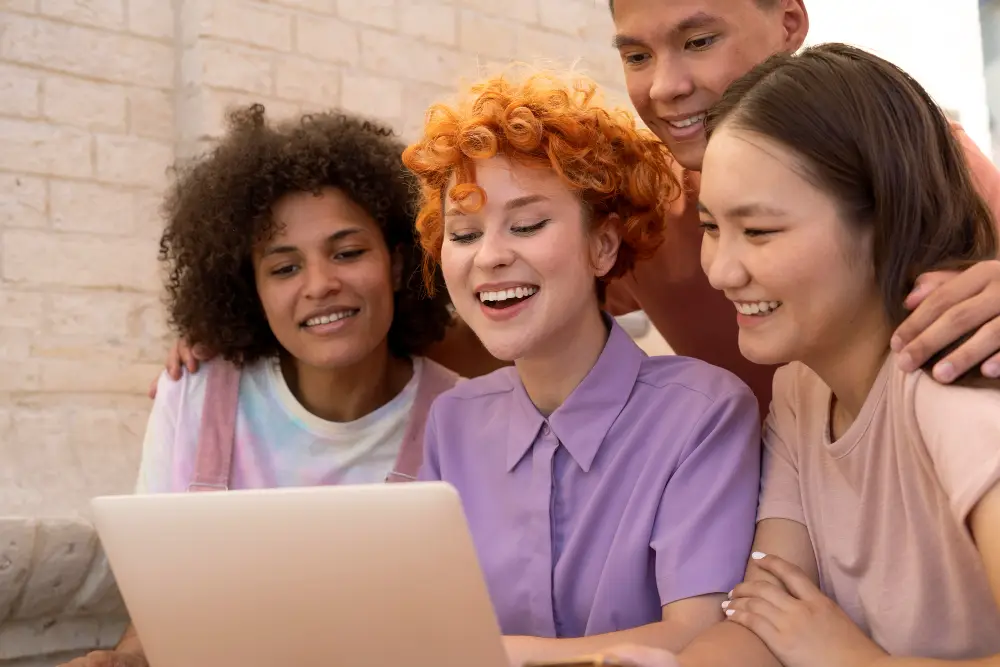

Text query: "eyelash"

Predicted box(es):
[448, 219, 551, 244]
[698, 222, 774, 238]
[687, 34, 720, 51]
[269, 248, 367, 276]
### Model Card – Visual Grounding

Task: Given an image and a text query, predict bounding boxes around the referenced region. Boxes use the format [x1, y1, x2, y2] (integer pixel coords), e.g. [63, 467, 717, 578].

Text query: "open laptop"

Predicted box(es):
[90, 482, 509, 667]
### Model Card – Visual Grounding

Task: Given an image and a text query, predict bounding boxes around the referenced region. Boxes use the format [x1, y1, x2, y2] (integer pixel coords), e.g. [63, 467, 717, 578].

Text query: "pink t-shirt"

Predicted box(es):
[759, 355, 1000, 658]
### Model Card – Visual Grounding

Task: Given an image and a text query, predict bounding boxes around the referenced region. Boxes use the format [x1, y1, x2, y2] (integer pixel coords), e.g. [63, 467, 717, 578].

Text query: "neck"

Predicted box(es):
[515, 305, 609, 416]
[280, 344, 413, 423]
[804, 308, 892, 437]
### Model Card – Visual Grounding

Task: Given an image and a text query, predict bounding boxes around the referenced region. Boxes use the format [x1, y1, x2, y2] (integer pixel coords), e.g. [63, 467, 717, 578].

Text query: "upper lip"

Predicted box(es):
[730, 298, 779, 304]
[474, 281, 539, 293]
[299, 305, 360, 325]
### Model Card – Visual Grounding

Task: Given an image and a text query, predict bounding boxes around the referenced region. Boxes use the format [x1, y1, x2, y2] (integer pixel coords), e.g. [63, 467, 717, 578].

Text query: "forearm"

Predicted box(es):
[674, 620, 781, 667]
[114, 623, 146, 658]
[507, 618, 706, 666]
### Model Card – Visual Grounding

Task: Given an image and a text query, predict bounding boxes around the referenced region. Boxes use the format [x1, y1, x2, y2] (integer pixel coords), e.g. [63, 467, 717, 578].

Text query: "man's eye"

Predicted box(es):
[687, 34, 719, 51]
[623, 52, 651, 66]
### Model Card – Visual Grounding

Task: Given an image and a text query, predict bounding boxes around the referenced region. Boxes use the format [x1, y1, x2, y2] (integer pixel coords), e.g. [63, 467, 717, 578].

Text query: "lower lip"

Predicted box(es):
[736, 308, 780, 329]
[302, 313, 358, 335]
[479, 294, 536, 322]
[663, 116, 705, 142]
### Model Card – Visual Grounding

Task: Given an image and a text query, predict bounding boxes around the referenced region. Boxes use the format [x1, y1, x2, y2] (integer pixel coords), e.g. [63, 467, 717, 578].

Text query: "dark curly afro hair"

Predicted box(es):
[158, 103, 452, 365]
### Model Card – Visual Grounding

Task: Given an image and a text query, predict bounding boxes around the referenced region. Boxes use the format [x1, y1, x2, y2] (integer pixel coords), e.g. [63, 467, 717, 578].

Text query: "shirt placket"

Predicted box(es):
[528, 420, 559, 637]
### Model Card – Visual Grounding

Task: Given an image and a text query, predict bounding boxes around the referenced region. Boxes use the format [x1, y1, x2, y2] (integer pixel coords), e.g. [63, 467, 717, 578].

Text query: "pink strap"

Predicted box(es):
[386, 360, 459, 483]
[188, 361, 242, 492]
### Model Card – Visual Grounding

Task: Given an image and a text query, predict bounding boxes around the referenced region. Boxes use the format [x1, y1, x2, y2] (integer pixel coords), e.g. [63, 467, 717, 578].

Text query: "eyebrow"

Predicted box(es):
[444, 194, 549, 217]
[697, 202, 787, 218]
[261, 227, 363, 257]
[612, 12, 721, 49]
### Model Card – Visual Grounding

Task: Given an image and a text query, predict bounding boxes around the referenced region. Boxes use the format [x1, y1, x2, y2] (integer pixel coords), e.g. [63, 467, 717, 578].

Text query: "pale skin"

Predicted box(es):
[599, 120, 1000, 667]
[439, 157, 726, 666]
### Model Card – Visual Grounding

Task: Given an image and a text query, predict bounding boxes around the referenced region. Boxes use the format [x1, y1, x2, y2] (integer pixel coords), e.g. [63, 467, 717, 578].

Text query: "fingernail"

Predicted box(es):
[751, 551, 766, 560]
[721, 600, 730, 609]
[728, 589, 733, 599]
[933, 361, 956, 383]
[890, 335, 903, 352]
[897, 352, 915, 372]
[725, 609, 735, 617]
[984, 361, 1000, 379]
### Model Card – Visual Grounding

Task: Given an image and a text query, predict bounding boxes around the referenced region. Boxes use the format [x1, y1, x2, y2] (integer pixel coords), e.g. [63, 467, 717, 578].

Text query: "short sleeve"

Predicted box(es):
[417, 399, 443, 482]
[914, 374, 1000, 524]
[134, 370, 190, 494]
[651, 385, 762, 606]
[756, 366, 806, 525]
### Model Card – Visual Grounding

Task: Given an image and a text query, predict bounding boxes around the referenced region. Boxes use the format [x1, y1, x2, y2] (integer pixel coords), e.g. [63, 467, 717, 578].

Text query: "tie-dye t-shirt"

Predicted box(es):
[135, 356, 425, 493]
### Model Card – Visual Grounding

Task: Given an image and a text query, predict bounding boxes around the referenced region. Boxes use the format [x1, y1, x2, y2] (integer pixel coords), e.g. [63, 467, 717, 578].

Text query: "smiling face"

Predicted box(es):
[440, 157, 620, 362]
[253, 188, 398, 370]
[698, 126, 885, 367]
[612, 0, 806, 170]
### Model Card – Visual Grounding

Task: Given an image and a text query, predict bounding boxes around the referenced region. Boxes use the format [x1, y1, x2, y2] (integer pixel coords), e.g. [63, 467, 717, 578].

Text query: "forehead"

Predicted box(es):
[612, 0, 762, 36]
[269, 188, 382, 240]
[701, 127, 816, 205]
[444, 157, 575, 207]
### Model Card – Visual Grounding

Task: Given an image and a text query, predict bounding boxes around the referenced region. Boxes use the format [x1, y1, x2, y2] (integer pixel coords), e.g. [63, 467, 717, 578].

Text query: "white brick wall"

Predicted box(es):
[0, 1, 628, 662]
[1, 0, 628, 520]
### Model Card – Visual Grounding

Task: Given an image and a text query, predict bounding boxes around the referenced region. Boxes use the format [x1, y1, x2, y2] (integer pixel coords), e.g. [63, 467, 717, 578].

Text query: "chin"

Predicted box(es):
[737, 336, 794, 367]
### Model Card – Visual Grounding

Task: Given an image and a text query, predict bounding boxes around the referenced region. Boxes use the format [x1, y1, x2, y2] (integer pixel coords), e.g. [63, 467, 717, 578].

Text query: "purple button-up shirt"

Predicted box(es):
[419, 318, 761, 638]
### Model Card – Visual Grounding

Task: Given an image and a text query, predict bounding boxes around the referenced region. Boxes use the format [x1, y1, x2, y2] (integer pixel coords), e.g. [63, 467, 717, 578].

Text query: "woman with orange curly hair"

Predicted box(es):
[403, 72, 762, 664]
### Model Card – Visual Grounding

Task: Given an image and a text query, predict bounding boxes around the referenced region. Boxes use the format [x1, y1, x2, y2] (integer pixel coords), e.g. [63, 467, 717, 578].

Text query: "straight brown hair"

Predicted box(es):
[705, 42, 998, 384]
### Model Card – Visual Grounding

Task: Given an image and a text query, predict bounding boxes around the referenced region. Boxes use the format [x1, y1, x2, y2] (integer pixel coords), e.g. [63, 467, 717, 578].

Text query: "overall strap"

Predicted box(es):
[188, 361, 242, 492]
[386, 360, 460, 483]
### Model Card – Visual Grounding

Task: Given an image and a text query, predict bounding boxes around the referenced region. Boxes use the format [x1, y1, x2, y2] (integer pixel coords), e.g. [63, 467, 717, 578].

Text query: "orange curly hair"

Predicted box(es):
[402, 71, 680, 294]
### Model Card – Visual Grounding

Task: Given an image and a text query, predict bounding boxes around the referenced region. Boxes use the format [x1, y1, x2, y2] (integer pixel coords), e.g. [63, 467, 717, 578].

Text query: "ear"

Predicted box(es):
[391, 246, 404, 292]
[590, 215, 622, 279]
[780, 0, 809, 52]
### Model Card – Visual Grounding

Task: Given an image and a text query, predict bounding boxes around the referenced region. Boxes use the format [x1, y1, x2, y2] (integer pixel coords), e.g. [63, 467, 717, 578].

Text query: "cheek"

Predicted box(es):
[439, 246, 468, 296]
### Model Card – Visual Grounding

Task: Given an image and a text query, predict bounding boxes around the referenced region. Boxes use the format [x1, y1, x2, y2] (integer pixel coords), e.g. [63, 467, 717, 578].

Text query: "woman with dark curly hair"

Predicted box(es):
[402, 72, 762, 665]
[63, 104, 459, 667]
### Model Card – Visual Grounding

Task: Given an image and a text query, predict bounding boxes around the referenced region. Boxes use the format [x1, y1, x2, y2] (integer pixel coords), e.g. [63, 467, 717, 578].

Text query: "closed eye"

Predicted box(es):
[449, 231, 481, 244]
[512, 219, 550, 235]
[334, 248, 367, 260]
[744, 229, 775, 238]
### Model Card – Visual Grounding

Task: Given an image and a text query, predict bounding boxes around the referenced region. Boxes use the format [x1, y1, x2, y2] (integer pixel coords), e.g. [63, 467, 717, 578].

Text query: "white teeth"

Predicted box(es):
[478, 286, 538, 303]
[304, 310, 358, 327]
[734, 301, 781, 315]
[669, 113, 705, 129]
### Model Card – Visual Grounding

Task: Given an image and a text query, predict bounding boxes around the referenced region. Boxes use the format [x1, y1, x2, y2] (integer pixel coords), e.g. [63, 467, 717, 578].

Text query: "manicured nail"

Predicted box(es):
[721, 600, 730, 609]
[728, 589, 733, 599]
[933, 361, 956, 383]
[751, 551, 766, 560]
[725, 609, 735, 617]
[984, 361, 1000, 379]
[890, 335, 902, 352]
[897, 352, 915, 372]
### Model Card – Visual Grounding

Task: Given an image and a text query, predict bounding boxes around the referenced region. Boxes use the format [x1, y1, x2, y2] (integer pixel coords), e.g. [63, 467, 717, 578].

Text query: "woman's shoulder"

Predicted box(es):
[152, 357, 265, 414]
[635, 353, 757, 404]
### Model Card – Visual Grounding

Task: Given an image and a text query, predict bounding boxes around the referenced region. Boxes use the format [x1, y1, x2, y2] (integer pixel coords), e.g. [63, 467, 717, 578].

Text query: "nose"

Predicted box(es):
[649, 55, 695, 105]
[702, 233, 750, 293]
[473, 227, 516, 272]
[303, 259, 342, 299]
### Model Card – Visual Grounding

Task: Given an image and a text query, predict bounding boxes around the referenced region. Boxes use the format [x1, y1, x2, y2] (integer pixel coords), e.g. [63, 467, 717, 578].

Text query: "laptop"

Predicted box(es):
[90, 482, 509, 667]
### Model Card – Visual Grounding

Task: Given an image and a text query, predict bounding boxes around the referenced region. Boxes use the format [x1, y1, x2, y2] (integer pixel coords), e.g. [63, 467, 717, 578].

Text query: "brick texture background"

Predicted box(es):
[0, 0, 634, 518]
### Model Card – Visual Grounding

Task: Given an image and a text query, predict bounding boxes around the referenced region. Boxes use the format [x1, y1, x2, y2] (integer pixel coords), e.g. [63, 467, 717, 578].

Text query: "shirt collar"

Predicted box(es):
[505, 314, 645, 472]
